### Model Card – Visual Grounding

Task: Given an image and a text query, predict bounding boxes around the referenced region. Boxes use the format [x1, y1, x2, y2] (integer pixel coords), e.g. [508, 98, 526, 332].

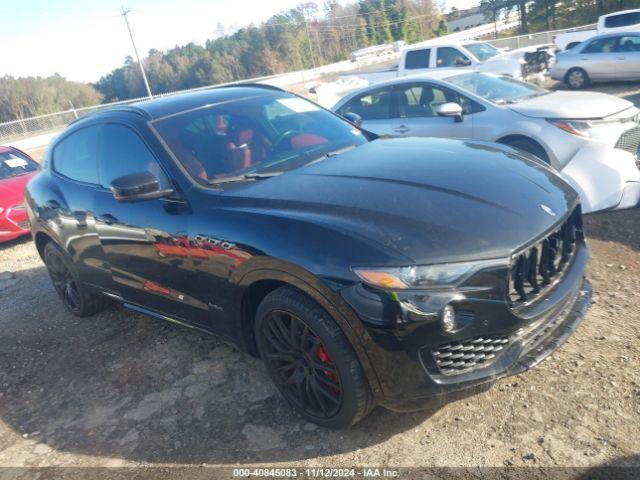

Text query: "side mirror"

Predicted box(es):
[110, 171, 174, 203]
[455, 58, 472, 67]
[343, 112, 363, 127]
[435, 102, 464, 123]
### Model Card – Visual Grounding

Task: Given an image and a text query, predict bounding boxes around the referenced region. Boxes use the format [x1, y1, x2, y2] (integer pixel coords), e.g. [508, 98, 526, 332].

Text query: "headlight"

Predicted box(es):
[547, 119, 592, 138]
[353, 259, 507, 290]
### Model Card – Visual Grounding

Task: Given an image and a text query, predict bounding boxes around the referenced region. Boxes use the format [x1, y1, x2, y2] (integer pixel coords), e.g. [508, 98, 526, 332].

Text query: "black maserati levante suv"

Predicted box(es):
[25, 85, 591, 428]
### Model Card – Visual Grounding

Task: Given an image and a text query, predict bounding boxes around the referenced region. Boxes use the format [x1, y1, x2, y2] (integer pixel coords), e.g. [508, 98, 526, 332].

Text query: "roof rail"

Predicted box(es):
[68, 104, 151, 126]
[216, 82, 285, 93]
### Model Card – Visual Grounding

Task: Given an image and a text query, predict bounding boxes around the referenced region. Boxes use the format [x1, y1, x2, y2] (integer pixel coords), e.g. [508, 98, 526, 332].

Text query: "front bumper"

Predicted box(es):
[0, 207, 31, 243]
[560, 144, 640, 213]
[340, 241, 591, 411]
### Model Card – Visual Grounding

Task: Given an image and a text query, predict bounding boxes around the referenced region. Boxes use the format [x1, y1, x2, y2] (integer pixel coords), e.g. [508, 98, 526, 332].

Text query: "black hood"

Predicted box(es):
[222, 138, 578, 265]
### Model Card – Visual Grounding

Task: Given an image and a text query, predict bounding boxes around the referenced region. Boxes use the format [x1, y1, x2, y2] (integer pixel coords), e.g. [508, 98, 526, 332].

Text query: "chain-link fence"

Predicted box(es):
[0, 80, 274, 147]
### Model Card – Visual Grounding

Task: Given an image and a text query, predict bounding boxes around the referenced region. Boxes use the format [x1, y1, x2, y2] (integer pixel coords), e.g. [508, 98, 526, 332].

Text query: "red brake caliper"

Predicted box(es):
[317, 345, 340, 392]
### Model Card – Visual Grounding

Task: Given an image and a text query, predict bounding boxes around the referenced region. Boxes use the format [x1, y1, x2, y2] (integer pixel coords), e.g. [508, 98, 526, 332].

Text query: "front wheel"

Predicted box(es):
[565, 68, 589, 89]
[500, 137, 550, 164]
[255, 286, 373, 428]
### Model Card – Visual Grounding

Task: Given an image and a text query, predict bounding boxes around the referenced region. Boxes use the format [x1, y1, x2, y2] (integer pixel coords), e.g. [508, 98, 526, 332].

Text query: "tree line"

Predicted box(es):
[0, 75, 102, 123]
[95, 0, 443, 102]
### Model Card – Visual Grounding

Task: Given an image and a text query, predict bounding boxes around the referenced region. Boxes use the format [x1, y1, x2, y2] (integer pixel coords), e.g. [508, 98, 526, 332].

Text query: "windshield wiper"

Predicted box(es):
[305, 145, 356, 166]
[207, 171, 282, 186]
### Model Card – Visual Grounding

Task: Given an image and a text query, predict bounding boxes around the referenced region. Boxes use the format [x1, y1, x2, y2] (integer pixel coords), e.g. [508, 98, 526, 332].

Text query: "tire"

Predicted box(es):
[255, 286, 373, 428]
[43, 242, 111, 317]
[500, 137, 550, 164]
[565, 68, 589, 89]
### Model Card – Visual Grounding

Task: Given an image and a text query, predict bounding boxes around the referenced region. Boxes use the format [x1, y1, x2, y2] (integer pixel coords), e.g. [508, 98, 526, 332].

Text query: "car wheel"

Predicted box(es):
[500, 137, 550, 164]
[255, 286, 373, 428]
[43, 242, 111, 317]
[565, 68, 589, 89]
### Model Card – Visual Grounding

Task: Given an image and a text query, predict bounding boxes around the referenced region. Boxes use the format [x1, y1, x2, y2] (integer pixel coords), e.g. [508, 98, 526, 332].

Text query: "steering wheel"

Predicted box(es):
[272, 130, 300, 152]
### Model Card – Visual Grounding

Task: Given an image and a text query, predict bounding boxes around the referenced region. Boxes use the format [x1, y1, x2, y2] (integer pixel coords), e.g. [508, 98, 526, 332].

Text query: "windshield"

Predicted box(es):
[463, 42, 499, 61]
[445, 72, 549, 104]
[153, 92, 368, 186]
[0, 149, 38, 181]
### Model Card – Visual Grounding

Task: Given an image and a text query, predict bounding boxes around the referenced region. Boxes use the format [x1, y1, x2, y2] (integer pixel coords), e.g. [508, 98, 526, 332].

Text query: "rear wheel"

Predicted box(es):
[43, 242, 110, 317]
[255, 286, 373, 428]
[565, 68, 589, 89]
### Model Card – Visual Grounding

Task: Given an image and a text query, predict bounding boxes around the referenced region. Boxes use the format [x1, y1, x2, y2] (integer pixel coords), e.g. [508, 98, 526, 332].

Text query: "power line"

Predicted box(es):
[311, 12, 437, 31]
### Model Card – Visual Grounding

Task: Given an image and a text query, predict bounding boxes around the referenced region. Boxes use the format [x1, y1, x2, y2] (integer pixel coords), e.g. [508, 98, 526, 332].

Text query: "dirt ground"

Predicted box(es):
[0, 82, 639, 477]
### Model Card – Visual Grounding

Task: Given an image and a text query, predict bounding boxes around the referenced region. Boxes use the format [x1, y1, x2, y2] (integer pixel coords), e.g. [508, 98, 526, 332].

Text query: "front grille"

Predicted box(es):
[508, 207, 583, 309]
[433, 336, 509, 375]
[615, 125, 640, 167]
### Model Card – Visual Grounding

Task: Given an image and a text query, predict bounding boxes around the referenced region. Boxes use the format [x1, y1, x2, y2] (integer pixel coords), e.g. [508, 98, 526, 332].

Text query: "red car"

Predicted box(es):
[0, 146, 39, 242]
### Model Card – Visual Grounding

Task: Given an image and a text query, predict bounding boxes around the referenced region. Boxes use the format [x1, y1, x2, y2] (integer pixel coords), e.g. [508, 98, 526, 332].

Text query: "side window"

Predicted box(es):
[582, 37, 616, 53]
[53, 125, 100, 184]
[436, 47, 470, 67]
[605, 12, 640, 28]
[404, 49, 431, 69]
[617, 36, 640, 52]
[97, 124, 169, 189]
[341, 89, 393, 120]
[396, 84, 485, 118]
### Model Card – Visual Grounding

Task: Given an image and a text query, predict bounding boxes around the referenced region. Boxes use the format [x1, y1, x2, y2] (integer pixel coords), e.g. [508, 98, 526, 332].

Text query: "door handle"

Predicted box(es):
[394, 125, 410, 134]
[45, 200, 60, 210]
[617, 57, 626, 60]
[96, 213, 118, 225]
[579, 58, 589, 61]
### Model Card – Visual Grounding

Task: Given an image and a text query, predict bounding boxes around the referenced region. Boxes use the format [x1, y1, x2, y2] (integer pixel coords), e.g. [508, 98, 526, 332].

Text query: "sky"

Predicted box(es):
[0, 0, 477, 83]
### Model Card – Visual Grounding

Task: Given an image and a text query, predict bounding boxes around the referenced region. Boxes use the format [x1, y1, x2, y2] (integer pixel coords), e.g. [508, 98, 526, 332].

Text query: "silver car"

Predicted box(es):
[332, 70, 640, 213]
[550, 32, 640, 88]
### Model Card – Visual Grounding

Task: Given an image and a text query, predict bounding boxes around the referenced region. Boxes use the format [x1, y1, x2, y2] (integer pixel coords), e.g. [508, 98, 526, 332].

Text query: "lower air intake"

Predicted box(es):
[432, 336, 509, 375]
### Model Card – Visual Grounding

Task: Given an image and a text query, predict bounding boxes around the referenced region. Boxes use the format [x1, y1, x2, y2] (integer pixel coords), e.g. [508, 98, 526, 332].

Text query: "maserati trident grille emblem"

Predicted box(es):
[540, 204, 556, 216]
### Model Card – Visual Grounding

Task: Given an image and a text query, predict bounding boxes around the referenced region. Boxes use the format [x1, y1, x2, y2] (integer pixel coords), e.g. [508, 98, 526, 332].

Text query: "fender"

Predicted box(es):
[231, 259, 384, 398]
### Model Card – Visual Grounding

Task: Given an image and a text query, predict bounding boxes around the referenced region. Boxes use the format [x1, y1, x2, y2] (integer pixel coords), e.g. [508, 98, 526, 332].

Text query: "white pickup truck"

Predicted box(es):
[554, 8, 640, 50]
[342, 40, 555, 85]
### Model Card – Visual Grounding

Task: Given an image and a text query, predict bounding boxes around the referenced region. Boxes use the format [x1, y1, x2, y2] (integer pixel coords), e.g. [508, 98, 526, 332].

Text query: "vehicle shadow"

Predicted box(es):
[583, 208, 640, 252]
[0, 235, 31, 253]
[576, 454, 640, 480]
[623, 91, 640, 107]
[0, 263, 489, 465]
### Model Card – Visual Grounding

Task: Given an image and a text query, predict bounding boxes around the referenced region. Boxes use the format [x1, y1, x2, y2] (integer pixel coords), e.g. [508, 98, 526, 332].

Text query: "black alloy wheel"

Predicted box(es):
[255, 286, 373, 428]
[260, 309, 343, 418]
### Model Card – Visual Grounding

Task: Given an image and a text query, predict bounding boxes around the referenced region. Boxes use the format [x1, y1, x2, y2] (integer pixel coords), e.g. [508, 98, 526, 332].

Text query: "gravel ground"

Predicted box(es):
[0, 82, 638, 476]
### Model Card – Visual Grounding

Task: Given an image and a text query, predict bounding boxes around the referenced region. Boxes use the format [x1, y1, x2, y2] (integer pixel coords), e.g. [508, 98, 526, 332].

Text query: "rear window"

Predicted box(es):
[605, 11, 640, 28]
[53, 126, 100, 184]
[404, 49, 430, 69]
[0, 149, 38, 181]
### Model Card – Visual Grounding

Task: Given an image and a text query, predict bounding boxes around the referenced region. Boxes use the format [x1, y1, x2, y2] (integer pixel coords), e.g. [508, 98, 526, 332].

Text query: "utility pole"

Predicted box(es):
[120, 7, 152, 98]
[300, 2, 317, 69]
[304, 19, 317, 69]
